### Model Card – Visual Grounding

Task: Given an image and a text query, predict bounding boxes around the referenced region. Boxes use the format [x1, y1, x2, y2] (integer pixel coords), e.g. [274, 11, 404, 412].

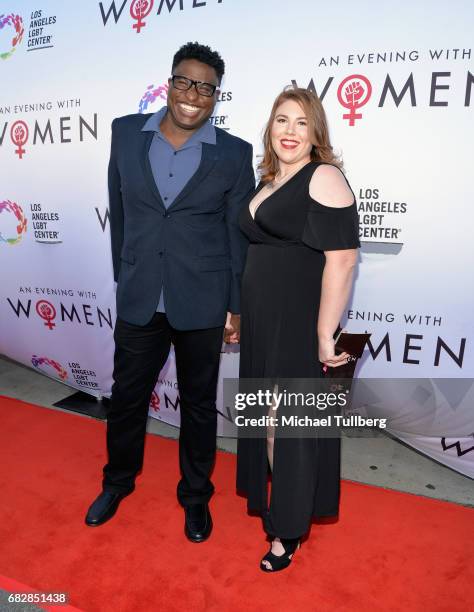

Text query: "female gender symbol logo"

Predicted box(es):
[36, 300, 57, 330]
[337, 75, 372, 126]
[130, 0, 154, 33]
[10, 120, 29, 158]
[150, 391, 161, 411]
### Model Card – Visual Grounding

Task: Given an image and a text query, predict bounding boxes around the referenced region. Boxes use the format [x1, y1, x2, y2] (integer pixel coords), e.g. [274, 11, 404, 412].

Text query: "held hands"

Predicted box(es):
[318, 336, 350, 368]
[224, 312, 241, 344]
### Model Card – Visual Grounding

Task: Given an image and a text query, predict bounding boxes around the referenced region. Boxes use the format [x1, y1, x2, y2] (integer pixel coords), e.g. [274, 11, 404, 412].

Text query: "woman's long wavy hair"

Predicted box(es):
[258, 87, 341, 184]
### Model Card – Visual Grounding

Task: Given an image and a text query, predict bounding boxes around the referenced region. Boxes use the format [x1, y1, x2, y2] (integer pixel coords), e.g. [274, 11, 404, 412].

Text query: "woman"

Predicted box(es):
[237, 87, 359, 572]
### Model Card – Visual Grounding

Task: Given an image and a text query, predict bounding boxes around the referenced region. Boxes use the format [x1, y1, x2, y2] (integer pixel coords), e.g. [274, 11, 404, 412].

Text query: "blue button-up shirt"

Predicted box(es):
[141, 106, 216, 313]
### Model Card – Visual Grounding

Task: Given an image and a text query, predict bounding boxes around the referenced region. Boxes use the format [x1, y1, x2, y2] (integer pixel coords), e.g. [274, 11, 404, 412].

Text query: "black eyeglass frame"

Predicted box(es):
[170, 74, 218, 97]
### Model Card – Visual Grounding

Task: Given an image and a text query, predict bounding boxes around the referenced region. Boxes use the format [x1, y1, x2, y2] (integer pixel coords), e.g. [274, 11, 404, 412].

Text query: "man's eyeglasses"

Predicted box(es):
[171, 75, 217, 97]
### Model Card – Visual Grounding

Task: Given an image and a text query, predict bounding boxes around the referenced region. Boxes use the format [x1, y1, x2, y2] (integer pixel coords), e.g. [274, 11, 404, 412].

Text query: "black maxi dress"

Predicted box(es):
[236, 161, 360, 539]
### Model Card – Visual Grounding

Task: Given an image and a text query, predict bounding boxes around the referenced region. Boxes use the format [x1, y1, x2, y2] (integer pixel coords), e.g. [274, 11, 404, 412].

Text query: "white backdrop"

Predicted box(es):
[1, 0, 473, 476]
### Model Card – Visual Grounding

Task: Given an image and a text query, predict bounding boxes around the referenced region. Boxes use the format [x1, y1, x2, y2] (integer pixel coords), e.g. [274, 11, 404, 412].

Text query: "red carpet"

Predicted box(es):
[0, 395, 472, 612]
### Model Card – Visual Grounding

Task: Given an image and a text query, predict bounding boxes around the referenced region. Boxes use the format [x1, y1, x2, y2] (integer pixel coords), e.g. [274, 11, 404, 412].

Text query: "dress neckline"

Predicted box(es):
[250, 161, 316, 221]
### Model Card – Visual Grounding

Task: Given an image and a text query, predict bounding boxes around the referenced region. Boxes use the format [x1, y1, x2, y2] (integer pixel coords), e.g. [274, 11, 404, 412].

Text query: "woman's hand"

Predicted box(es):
[318, 336, 350, 368]
[224, 312, 240, 344]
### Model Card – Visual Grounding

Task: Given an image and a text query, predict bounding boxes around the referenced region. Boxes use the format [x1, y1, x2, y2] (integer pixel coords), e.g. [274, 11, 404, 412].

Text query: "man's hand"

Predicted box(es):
[224, 312, 241, 344]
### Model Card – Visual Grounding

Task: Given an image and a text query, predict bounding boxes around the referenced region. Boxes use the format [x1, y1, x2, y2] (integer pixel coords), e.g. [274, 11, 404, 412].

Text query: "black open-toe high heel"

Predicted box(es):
[260, 538, 300, 572]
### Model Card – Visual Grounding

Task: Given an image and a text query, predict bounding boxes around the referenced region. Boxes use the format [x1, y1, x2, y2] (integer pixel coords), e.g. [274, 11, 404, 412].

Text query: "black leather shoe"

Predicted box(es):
[184, 503, 213, 543]
[85, 491, 128, 527]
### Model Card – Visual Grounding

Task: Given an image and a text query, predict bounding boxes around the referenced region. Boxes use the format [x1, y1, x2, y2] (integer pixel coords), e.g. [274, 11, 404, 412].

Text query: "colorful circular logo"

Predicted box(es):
[0, 14, 24, 60]
[0, 200, 27, 245]
[31, 355, 68, 381]
[138, 83, 168, 113]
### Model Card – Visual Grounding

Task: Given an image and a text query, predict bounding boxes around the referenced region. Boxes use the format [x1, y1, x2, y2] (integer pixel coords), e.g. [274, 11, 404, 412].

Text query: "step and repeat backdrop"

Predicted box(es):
[1, 1, 473, 476]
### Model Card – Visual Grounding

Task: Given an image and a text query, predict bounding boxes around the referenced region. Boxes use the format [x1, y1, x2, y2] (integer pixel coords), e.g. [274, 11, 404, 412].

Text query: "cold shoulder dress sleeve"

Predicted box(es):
[302, 200, 360, 251]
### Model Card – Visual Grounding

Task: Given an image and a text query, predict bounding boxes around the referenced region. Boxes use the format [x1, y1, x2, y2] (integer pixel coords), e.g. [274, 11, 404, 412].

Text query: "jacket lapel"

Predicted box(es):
[168, 142, 219, 211]
[140, 130, 166, 212]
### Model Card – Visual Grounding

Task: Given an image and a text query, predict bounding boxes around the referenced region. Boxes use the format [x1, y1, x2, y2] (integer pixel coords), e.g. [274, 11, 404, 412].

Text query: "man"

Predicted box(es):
[85, 42, 254, 542]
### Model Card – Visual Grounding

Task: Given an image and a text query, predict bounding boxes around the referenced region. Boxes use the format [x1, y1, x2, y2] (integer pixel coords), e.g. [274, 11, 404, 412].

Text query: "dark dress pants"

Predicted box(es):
[102, 312, 224, 506]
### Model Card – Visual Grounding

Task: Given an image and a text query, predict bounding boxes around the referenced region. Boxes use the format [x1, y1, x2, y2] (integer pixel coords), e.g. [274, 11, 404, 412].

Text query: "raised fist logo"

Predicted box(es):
[337, 75, 372, 126]
[345, 81, 365, 106]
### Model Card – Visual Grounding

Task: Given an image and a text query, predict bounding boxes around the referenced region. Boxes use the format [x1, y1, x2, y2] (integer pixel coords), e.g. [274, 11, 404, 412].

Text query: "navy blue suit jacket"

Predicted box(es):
[108, 113, 255, 329]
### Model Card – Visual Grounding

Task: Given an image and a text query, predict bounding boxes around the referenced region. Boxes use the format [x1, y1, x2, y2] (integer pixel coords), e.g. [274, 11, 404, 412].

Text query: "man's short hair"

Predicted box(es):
[172, 42, 225, 84]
